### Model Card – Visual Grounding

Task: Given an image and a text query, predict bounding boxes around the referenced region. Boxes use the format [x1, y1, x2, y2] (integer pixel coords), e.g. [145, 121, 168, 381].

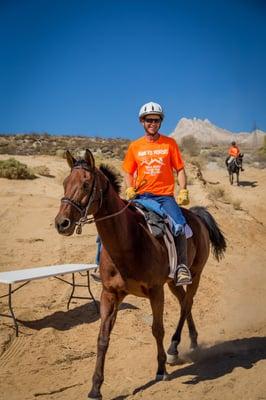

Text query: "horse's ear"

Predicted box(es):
[84, 149, 95, 169]
[66, 150, 76, 169]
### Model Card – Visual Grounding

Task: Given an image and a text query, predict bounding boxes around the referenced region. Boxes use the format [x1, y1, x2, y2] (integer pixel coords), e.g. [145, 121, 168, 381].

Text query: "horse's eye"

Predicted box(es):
[83, 181, 90, 193]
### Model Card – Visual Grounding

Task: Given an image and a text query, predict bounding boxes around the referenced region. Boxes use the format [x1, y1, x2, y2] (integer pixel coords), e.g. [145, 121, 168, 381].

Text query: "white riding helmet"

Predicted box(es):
[138, 102, 164, 120]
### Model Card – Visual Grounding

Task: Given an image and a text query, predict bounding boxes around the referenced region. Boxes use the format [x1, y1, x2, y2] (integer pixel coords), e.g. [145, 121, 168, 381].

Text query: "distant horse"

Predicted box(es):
[55, 150, 226, 400]
[226, 154, 244, 186]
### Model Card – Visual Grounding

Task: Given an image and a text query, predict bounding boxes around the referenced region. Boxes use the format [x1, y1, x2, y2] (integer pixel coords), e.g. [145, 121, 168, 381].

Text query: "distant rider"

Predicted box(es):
[226, 141, 244, 171]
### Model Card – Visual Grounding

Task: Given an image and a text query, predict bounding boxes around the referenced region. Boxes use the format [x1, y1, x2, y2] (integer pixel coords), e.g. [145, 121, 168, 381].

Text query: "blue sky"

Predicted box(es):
[0, 0, 265, 139]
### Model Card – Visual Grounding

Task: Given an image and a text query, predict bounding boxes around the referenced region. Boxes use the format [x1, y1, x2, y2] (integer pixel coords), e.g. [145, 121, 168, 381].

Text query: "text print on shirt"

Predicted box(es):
[138, 148, 169, 176]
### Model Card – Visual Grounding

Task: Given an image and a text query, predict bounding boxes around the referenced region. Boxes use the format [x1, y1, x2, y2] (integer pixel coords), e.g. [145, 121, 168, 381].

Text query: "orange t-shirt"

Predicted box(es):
[228, 146, 240, 157]
[122, 134, 184, 196]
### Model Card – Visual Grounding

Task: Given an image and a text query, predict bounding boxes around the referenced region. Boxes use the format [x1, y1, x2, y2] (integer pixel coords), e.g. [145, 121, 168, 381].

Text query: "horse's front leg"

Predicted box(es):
[149, 286, 168, 380]
[88, 289, 124, 400]
[237, 171, 240, 186]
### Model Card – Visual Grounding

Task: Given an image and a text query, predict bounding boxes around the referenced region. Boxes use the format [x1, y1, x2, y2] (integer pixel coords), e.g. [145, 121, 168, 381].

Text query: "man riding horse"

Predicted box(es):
[225, 141, 244, 185]
[123, 101, 192, 286]
[226, 141, 244, 171]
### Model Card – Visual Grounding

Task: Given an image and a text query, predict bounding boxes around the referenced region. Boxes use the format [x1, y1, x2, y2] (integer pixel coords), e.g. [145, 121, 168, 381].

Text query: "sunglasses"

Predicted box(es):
[144, 118, 161, 124]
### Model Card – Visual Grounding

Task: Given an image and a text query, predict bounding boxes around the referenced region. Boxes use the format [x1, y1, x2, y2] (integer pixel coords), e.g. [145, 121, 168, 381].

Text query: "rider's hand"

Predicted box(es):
[125, 187, 137, 200]
[177, 189, 190, 206]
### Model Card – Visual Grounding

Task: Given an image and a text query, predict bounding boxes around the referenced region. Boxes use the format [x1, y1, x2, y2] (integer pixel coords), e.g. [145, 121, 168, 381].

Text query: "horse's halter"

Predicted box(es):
[61, 163, 131, 234]
[61, 164, 104, 234]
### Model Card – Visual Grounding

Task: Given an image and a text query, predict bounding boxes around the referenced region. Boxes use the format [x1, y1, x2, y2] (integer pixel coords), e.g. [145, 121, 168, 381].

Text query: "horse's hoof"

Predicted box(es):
[156, 372, 169, 381]
[166, 352, 179, 365]
[88, 391, 102, 400]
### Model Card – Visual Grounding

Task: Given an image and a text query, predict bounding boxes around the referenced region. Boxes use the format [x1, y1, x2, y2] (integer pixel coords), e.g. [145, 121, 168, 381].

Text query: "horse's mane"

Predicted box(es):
[99, 164, 122, 194]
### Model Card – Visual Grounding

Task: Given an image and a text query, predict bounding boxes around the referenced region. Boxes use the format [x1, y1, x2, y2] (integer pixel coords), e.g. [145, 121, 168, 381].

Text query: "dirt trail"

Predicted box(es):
[0, 155, 265, 400]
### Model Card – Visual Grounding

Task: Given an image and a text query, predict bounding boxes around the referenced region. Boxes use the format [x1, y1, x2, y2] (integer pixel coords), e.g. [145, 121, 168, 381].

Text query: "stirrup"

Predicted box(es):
[175, 264, 192, 286]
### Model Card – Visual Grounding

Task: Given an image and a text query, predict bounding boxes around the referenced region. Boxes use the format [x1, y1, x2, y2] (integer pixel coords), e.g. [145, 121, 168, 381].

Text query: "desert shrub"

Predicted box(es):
[31, 165, 52, 177]
[55, 149, 66, 158]
[190, 156, 207, 170]
[180, 135, 201, 156]
[0, 158, 36, 179]
[115, 147, 127, 160]
[253, 137, 266, 163]
[208, 185, 242, 207]
[208, 185, 226, 201]
[232, 199, 242, 210]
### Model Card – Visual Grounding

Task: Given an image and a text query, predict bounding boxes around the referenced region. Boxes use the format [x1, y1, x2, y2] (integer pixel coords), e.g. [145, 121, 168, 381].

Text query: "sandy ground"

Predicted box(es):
[0, 154, 265, 400]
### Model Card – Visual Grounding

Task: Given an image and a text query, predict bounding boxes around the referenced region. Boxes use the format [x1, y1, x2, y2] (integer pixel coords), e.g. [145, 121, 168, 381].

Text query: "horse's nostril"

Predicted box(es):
[61, 219, 71, 229]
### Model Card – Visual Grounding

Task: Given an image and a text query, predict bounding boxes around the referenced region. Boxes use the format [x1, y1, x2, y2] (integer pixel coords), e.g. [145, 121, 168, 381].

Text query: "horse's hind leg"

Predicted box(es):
[88, 289, 124, 400]
[167, 283, 198, 350]
[166, 276, 200, 364]
[149, 286, 168, 380]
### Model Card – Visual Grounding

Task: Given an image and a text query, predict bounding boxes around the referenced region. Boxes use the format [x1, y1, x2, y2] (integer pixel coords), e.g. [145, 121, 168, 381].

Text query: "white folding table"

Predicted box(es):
[0, 264, 99, 336]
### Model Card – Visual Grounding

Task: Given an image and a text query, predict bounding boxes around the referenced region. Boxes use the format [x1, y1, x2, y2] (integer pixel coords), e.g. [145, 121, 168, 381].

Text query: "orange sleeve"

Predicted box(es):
[170, 140, 184, 171]
[122, 144, 137, 174]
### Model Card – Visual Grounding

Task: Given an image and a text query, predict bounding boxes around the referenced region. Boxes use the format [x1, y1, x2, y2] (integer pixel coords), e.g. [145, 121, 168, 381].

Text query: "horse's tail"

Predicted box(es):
[190, 206, 227, 261]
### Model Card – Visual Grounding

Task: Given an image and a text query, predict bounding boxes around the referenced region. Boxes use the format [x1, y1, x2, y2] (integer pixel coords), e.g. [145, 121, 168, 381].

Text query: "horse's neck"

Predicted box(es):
[95, 189, 139, 254]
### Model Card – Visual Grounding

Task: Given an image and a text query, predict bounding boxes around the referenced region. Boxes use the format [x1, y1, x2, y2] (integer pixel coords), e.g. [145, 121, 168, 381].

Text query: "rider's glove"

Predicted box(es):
[125, 187, 137, 200]
[177, 189, 190, 206]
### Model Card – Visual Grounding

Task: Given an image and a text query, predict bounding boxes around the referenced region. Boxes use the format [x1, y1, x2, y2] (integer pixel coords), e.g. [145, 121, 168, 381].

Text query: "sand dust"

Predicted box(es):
[0, 154, 265, 400]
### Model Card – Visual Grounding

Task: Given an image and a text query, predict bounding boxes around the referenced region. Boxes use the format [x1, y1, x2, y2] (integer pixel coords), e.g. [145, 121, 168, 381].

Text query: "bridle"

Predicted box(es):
[61, 164, 131, 234]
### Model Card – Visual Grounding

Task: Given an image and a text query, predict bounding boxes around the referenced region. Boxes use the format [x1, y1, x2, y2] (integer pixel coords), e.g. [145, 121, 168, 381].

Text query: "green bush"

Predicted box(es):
[0, 158, 36, 179]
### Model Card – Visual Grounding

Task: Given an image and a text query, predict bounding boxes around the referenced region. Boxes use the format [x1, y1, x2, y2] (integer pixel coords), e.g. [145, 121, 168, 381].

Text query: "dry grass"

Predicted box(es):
[232, 199, 242, 210]
[208, 184, 242, 211]
[0, 158, 36, 179]
[208, 185, 226, 201]
[31, 165, 53, 177]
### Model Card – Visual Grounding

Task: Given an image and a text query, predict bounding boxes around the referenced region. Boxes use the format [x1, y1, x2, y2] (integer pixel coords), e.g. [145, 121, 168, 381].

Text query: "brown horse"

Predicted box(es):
[55, 149, 226, 400]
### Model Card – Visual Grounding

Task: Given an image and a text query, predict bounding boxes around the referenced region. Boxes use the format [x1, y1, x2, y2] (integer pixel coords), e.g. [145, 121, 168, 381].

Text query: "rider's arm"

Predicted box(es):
[176, 168, 187, 190]
[123, 171, 135, 189]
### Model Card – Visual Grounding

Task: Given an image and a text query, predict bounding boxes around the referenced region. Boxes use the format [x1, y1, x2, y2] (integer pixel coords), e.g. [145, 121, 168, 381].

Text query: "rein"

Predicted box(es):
[75, 202, 131, 234]
[61, 164, 131, 234]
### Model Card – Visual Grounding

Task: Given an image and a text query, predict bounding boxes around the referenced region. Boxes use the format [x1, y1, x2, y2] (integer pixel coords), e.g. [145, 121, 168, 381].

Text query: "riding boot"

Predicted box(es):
[174, 233, 192, 286]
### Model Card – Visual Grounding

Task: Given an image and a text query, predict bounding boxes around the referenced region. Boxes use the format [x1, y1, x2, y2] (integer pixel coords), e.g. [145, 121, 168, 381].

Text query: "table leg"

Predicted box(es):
[67, 273, 76, 310]
[8, 284, 19, 337]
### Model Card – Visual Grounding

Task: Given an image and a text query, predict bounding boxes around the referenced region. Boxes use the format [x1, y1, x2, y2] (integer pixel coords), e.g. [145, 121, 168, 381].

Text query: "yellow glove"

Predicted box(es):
[125, 186, 137, 200]
[177, 189, 190, 206]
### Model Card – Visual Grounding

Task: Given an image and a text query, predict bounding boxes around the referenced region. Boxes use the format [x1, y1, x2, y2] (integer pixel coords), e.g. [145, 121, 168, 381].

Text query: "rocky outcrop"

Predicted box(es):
[170, 117, 266, 147]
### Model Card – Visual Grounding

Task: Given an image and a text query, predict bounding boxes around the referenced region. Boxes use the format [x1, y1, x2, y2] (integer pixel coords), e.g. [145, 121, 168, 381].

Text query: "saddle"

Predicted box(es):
[135, 203, 166, 238]
[133, 202, 193, 279]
